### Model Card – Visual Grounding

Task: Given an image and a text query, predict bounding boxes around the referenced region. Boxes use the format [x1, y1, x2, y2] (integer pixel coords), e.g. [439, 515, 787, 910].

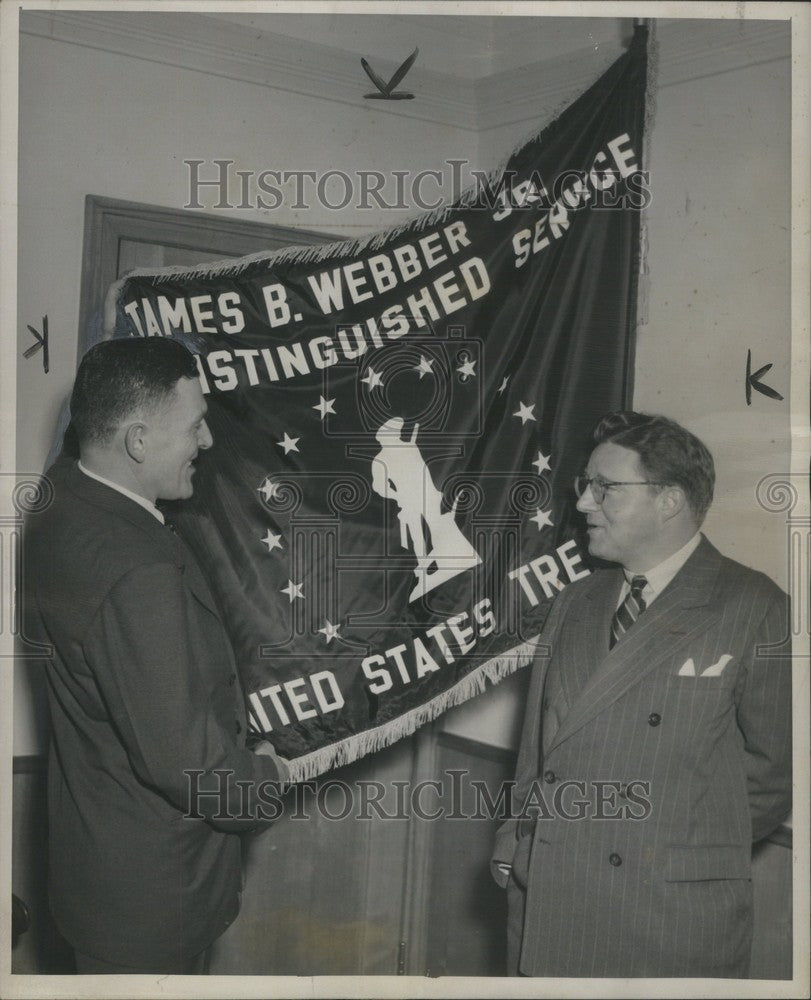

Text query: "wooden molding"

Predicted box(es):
[77, 194, 331, 361]
[477, 19, 789, 132]
[21, 12, 790, 135]
[20, 10, 476, 131]
[12, 755, 45, 774]
[437, 729, 517, 767]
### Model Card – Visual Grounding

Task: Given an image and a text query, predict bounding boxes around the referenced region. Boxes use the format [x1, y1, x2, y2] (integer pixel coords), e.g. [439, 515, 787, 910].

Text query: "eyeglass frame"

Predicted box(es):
[574, 474, 670, 505]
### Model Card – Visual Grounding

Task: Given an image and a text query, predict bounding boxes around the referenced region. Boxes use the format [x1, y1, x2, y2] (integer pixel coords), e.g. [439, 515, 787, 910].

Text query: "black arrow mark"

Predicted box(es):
[24, 316, 49, 373]
[361, 47, 418, 100]
[745, 349, 783, 405]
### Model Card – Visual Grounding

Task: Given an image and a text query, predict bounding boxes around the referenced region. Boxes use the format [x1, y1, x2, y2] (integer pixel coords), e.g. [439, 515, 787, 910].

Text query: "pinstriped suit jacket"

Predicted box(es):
[492, 536, 791, 977]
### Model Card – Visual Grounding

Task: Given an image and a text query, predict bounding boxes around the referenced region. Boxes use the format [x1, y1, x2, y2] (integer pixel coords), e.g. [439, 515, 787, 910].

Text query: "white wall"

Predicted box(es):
[635, 59, 791, 578]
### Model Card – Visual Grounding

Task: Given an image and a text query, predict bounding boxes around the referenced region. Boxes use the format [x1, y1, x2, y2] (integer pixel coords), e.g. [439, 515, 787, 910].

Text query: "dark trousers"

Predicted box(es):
[74, 946, 211, 975]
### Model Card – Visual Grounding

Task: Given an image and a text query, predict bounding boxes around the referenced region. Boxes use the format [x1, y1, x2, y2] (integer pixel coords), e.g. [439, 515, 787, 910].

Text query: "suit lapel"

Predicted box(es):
[65, 462, 223, 621]
[558, 569, 623, 708]
[166, 530, 224, 621]
[547, 537, 723, 753]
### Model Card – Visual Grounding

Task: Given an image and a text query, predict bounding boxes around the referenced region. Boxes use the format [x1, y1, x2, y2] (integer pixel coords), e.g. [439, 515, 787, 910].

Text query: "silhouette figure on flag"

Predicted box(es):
[371, 417, 482, 602]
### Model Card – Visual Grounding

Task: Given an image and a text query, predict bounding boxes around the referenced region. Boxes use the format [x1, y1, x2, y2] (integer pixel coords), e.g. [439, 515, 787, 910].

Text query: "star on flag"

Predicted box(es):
[457, 358, 477, 379]
[414, 356, 434, 379]
[530, 508, 554, 530]
[281, 580, 304, 602]
[313, 396, 336, 419]
[532, 450, 552, 474]
[278, 432, 300, 454]
[317, 620, 342, 644]
[261, 530, 283, 553]
[513, 402, 537, 425]
[258, 479, 279, 502]
[361, 367, 384, 391]
[497, 375, 510, 394]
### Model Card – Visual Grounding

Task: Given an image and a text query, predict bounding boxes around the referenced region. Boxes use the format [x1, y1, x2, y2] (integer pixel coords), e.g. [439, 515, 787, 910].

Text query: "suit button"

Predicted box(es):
[609, 853, 622, 867]
[235, 720, 242, 735]
[648, 712, 661, 727]
[543, 770, 556, 783]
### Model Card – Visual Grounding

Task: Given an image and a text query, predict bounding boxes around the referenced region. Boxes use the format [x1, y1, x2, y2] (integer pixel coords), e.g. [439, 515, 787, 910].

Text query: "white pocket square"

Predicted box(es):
[701, 654, 733, 677]
[677, 654, 733, 678]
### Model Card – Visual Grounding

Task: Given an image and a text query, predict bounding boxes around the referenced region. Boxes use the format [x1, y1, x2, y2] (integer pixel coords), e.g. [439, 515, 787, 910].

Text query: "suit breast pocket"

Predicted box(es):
[660, 670, 736, 731]
[666, 650, 738, 689]
[666, 672, 729, 693]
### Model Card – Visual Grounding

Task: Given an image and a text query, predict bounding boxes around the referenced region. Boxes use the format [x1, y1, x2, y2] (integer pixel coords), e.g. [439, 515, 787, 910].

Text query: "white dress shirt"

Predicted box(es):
[78, 461, 165, 524]
[617, 531, 702, 609]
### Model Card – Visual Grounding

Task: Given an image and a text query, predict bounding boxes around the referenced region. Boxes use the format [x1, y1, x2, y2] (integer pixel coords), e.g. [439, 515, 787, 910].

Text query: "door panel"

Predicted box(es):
[117, 238, 238, 273]
[423, 734, 511, 976]
[210, 740, 415, 974]
[77, 195, 335, 357]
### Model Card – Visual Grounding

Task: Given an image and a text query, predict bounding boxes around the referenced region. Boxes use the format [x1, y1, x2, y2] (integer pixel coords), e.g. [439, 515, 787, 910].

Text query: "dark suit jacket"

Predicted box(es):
[24, 460, 287, 967]
[492, 536, 791, 978]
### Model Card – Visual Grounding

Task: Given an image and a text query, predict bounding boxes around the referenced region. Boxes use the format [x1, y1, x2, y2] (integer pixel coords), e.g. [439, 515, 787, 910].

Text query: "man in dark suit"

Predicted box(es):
[492, 411, 791, 978]
[25, 338, 289, 974]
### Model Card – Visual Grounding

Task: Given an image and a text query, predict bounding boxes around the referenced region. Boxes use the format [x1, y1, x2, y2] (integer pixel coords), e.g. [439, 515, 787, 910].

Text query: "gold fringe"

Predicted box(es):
[283, 635, 540, 783]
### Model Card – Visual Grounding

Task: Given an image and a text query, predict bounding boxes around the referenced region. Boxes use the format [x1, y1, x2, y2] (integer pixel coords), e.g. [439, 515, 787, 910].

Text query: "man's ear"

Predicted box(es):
[123, 422, 147, 464]
[658, 485, 687, 523]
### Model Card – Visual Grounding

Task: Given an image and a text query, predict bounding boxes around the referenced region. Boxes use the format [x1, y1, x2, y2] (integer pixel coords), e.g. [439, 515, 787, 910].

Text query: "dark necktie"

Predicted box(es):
[610, 575, 648, 648]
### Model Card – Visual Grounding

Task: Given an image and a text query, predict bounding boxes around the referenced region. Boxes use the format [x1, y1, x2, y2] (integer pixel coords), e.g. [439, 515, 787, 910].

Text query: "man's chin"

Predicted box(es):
[586, 536, 610, 561]
[181, 469, 196, 498]
[161, 483, 194, 502]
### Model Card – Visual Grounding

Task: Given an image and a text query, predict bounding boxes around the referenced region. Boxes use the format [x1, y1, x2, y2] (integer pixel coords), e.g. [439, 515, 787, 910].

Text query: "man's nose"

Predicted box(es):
[198, 420, 214, 450]
[576, 486, 598, 513]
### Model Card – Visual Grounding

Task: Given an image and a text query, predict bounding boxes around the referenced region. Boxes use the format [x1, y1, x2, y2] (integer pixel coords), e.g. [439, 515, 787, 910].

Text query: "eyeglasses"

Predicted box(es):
[574, 474, 668, 505]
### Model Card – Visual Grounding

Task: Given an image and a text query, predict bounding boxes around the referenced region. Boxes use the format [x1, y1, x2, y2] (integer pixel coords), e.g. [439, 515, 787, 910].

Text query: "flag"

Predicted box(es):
[108, 26, 648, 781]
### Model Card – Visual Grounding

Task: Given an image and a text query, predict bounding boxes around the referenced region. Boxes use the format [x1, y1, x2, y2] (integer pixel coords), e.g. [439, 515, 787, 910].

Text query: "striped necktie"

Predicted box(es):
[610, 575, 648, 648]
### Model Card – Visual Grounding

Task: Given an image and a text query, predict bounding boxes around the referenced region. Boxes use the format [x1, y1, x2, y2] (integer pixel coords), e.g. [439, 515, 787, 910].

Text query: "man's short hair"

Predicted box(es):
[592, 411, 715, 523]
[70, 338, 198, 447]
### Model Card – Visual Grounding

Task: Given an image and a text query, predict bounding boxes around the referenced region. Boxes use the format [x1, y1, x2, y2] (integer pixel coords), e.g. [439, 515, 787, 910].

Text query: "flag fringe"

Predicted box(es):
[282, 635, 540, 784]
[109, 145, 512, 290]
[112, 145, 517, 286]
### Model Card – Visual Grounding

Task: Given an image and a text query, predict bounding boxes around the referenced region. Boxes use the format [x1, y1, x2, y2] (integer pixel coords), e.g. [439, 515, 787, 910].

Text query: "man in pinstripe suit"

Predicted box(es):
[492, 411, 791, 977]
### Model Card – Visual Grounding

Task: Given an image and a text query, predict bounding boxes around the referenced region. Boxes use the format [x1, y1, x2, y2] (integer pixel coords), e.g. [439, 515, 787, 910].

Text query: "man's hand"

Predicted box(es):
[253, 740, 291, 782]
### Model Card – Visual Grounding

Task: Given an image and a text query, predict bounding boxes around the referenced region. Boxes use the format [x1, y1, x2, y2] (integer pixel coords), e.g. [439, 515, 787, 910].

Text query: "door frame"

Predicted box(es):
[77, 194, 332, 360]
